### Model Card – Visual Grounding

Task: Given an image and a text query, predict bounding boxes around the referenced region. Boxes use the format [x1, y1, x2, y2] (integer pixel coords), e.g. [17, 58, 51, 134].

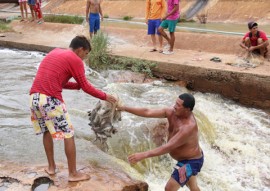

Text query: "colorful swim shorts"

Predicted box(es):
[29, 93, 74, 140]
[171, 152, 204, 187]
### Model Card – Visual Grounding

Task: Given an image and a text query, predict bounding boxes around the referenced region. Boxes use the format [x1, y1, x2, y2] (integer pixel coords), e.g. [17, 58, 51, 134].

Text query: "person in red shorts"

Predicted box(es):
[29, 35, 117, 182]
[240, 21, 269, 58]
[34, 0, 44, 24]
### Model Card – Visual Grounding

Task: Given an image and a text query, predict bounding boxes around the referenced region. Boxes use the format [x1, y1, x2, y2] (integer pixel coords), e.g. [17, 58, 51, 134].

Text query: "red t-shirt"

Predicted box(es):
[30, 48, 106, 102]
[243, 30, 268, 46]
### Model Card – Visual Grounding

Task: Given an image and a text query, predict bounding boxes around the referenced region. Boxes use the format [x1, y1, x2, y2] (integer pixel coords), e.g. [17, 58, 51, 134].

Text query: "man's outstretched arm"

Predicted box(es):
[117, 105, 168, 118]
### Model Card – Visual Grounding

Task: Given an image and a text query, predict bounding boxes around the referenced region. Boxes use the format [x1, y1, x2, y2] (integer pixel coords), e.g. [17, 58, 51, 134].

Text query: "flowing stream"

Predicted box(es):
[0, 48, 269, 191]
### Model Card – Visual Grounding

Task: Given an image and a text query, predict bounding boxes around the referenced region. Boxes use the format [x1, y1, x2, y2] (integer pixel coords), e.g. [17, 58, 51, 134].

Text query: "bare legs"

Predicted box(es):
[165, 176, 201, 191]
[28, 5, 35, 21]
[64, 137, 90, 181]
[19, 2, 28, 21]
[244, 37, 268, 58]
[43, 131, 90, 181]
[158, 27, 175, 52]
[150, 34, 163, 52]
[43, 131, 56, 175]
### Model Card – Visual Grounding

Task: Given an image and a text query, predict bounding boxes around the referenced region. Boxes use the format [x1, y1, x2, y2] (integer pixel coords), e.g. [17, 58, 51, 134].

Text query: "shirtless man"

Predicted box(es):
[86, 0, 103, 38]
[117, 93, 203, 191]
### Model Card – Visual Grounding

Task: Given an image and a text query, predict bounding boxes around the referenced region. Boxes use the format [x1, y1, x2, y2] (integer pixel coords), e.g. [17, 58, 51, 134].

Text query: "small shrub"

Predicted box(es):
[103, 14, 109, 19]
[0, 20, 12, 32]
[123, 16, 133, 21]
[44, 15, 84, 24]
[86, 31, 156, 77]
[87, 31, 111, 69]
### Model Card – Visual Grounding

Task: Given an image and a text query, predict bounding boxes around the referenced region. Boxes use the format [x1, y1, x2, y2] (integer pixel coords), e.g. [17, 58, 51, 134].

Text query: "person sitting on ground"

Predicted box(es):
[18, 0, 28, 22]
[240, 21, 269, 58]
[29, 35, 117, 182]
[117, 93, 204, 191]
[86, 0, 103, 39]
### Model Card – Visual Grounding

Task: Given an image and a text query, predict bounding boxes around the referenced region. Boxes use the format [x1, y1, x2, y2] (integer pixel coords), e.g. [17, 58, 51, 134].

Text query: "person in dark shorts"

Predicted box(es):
[29, 35, 117, 182]
[117, 93, 204, 191]
[86, 0, 103, 38]
[240, 21, 269, 58]
[145, 0, 166, 53]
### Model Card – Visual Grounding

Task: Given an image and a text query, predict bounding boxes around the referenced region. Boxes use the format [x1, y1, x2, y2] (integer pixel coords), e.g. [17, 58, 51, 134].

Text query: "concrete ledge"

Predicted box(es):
[153, 61, 270, 110]
[0, 40, 55, 53]
[1, 35, 269, 111]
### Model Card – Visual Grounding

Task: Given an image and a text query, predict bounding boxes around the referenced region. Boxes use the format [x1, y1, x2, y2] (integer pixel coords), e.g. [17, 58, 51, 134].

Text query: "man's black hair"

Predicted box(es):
[179, 93, 195, 111]
[69, 35, 91, 51]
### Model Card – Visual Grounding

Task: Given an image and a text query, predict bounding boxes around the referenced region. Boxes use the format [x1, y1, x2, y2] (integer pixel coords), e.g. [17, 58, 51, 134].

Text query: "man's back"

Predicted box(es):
[30, 48, 83, 102]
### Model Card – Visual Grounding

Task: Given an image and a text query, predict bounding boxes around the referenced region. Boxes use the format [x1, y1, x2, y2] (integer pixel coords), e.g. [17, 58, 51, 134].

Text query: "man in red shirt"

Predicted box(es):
[240, 21, 269, 58]
[29, 35, 116, 182]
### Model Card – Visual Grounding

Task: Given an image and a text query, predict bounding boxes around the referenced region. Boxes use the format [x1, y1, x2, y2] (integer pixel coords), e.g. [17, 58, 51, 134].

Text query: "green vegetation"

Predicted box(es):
[123, 16, 133, 21]
[103, 14, 109, 19]
[44, 15, 84, 24]
[0, 20, 12, 32]
[87, 31, 156, 77]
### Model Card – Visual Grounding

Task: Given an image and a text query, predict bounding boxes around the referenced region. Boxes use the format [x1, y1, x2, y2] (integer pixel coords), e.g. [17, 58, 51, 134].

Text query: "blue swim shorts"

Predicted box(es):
[89, 13, 100, 33]
[147, 19, 162, 35]
[160, 19, 178, 33]
[28, 0, 35, 5]
[171, 152, 204, 187]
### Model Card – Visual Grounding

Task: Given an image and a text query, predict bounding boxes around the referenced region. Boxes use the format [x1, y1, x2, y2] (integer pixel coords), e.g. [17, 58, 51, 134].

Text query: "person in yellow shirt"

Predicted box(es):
[145, 0, 166, 53]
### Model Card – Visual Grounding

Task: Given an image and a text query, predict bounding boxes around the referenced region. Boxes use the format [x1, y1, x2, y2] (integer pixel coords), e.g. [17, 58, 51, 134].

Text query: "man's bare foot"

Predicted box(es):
[44, 167, 58, 175]
[68, 171, 90, 182]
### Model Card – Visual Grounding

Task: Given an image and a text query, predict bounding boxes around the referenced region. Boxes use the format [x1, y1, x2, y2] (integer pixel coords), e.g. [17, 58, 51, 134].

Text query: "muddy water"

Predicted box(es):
[0, 48, 269, 191]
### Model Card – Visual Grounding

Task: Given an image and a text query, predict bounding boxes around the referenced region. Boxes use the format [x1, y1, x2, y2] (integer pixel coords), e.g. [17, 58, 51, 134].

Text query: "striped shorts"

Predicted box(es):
[29, 93, 74, 140]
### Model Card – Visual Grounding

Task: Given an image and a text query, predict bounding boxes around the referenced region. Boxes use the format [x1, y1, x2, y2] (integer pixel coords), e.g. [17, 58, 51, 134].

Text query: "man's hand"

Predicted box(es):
[128, 152, 148, 164]
[145, 19, 148, 25]
[105, 94, 117, 104]
[161, 16, 167, 21]
[248, 46, 256, 52]
[86, 17, 89, 23]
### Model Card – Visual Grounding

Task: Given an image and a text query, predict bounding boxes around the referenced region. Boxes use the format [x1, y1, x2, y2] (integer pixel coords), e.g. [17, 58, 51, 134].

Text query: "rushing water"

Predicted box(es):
[0, 48, 269, 191]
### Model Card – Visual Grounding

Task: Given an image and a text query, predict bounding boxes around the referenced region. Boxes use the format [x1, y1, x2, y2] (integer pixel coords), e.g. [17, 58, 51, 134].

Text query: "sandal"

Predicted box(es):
[149, 48, 157, 52]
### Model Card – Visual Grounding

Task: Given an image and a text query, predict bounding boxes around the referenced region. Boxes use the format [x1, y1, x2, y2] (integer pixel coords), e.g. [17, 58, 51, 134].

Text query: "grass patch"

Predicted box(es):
[87, 31, 156, 77]
[0, 20, 12, 32]
[123, 16, 133, 21]
[103, 14, 109, 19]
[44, 15, 84, 24]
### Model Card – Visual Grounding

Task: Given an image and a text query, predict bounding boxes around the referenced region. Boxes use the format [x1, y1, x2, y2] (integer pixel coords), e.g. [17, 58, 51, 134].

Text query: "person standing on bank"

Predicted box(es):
[117, 93, 204, 191]
[18, 0, 28, 22]
[29, 36, 117, 182]
[86, 0, 103, 39]
[240, 21, 269, 58]
[145, 0, 167, 53]
[158, 0, 180, 55]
